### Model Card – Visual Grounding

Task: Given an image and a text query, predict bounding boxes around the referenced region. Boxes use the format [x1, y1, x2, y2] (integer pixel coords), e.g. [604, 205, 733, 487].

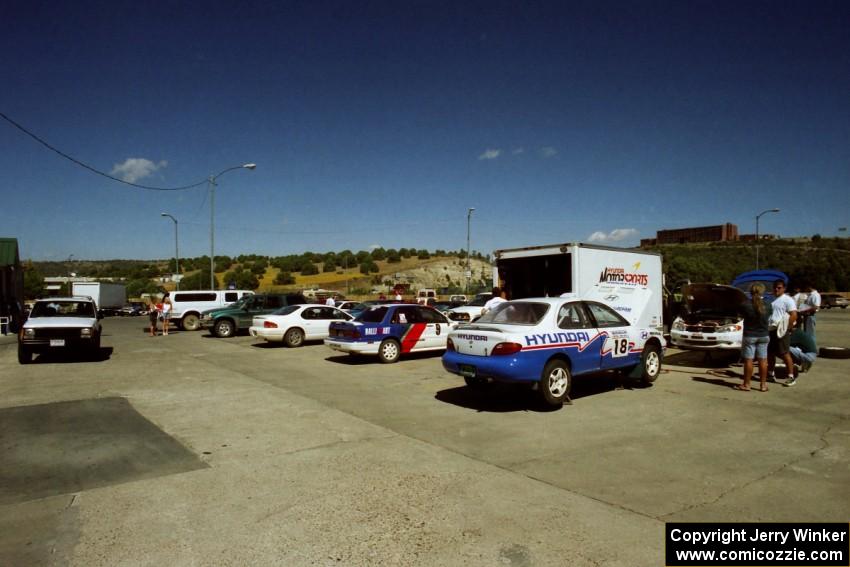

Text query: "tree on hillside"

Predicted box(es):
[386, 250, 401, 263]
[23, 262, 45, 299]
[300, 260, 319, 275]
[274, 271, 295, 285]
[126, 278, 161, 298]
[360, 260, 379, 274]
[180, 271, 219, 290]
[323, 258, 337, 272]
[417, 249, 430, 259]
[223, 267, 259, 290]
[371, 247, 386, 261]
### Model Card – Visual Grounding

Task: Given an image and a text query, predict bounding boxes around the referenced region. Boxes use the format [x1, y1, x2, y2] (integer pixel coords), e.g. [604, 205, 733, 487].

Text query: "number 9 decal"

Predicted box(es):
[436, 324, 441, 335]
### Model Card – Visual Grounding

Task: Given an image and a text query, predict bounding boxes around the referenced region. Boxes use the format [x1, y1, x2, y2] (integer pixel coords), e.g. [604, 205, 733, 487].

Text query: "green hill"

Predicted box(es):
[646, 237, 850, 291]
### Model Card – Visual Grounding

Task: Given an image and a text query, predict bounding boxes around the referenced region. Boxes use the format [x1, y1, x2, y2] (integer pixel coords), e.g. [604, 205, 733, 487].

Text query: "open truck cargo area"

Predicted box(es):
[492, 242, 664, 330]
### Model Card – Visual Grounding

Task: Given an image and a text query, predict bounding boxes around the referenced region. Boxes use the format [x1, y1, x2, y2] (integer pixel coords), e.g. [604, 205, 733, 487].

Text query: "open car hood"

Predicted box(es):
[682, 283, 746, 315]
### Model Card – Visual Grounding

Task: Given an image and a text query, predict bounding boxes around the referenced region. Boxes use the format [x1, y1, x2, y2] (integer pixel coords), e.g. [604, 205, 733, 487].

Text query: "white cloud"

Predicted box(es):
[540, 146, 558, 158]
[588, 228, 639, 243]
[368, 244, 382, 250]
[512, 147, 525, 155]
[110, 158, 168, 183]
[478, 148, 502, 160]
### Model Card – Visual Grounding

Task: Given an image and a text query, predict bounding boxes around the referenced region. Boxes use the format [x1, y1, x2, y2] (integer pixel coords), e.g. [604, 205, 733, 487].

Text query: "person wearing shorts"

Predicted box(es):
[737, 283, 770, 392]
[161, 293, 173, 336]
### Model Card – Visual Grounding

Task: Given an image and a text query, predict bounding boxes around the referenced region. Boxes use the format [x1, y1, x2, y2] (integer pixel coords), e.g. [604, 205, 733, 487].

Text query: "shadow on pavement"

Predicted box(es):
[665, 350, 739, 368]
[31, 346, 114, 364]
[436, 371, 653, 413]
[325, 350, 444, 365]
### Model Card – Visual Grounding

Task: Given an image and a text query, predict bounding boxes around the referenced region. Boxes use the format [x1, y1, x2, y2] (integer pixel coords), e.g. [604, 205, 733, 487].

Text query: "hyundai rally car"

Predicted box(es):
[442, 290, 665, 407]
[325, 303, 458, 363]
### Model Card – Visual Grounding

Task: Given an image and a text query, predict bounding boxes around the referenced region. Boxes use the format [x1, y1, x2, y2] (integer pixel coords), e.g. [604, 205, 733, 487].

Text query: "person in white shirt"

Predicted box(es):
[394, 292, 402, 301]
[796, 282, 820, 338]
[482, 287, 507, 314]
[325, 296, 336, 307]
[767, 280, 797, 381]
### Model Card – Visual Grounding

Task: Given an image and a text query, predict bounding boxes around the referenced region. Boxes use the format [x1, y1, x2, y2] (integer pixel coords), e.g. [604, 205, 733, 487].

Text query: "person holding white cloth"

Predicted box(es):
[767, 280, 797, 381]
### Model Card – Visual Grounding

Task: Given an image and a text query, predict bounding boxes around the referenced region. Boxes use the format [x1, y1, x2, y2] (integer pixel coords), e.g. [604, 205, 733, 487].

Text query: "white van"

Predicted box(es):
[416, 289, 437, 305]
[169, 290, 254, 331]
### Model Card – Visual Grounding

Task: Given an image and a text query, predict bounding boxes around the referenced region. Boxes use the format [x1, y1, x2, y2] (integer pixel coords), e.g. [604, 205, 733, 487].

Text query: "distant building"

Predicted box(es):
[655, 223, 738, 245]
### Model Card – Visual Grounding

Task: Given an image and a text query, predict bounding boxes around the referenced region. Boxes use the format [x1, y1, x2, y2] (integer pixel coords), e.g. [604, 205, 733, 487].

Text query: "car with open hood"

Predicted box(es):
[670, 283, 747, 351]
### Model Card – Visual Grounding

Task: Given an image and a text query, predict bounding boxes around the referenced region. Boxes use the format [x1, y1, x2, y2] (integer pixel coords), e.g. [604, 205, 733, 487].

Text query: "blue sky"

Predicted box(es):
[1, 0, 848, 261]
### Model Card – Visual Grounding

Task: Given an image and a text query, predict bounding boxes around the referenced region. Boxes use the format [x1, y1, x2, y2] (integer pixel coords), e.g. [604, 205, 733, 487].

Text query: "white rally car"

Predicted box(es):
[442, 289, 665, 407]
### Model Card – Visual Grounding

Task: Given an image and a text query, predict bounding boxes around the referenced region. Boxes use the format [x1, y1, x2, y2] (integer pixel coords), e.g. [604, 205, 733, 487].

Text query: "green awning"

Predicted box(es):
[0, 238, 20, 268]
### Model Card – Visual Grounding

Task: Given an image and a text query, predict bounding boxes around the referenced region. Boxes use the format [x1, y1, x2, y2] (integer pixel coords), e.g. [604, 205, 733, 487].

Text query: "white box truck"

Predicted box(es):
[492, 242, 664, 330]
[71, 282, 127, 316]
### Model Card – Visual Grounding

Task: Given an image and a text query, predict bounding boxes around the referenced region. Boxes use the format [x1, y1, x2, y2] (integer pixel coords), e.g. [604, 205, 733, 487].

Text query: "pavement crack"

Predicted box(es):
[659, 415, 846, 520]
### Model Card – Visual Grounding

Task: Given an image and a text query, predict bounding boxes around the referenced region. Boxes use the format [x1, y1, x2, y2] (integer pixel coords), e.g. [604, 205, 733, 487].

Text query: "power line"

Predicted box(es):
[0, 110, 208, 191]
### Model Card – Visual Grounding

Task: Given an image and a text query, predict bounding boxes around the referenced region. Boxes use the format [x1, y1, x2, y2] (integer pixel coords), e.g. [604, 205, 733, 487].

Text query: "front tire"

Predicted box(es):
[284, 328, 304, 348]
[640, 343, 662, 384]
[214, 319, 235, 338]
[378, 339, 401, 363]
[181, 314, 200, 331]
[540, 359, 571, 407]
[18, 346, 32, 364]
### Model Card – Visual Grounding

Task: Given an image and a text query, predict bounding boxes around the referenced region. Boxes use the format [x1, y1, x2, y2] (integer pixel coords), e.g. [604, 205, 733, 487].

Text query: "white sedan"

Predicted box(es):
[249, 305, 352, 347]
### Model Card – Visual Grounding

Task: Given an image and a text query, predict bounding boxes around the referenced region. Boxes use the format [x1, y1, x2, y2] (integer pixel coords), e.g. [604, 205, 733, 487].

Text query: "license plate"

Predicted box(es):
[690, 334, 703, 339]
[50, 339, 65, 347]
[459, 364, 476, 378]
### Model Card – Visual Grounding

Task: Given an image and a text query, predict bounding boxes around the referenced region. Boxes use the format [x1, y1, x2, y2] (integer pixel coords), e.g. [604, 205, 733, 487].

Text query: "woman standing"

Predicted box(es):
[148, 298, 160, 336]
[161, 292, 173, 335]
[737, 283, 771, 392]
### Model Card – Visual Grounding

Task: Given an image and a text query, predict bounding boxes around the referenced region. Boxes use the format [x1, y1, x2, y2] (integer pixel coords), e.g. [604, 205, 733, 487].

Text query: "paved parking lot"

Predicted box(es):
[1, 311, 848, 566]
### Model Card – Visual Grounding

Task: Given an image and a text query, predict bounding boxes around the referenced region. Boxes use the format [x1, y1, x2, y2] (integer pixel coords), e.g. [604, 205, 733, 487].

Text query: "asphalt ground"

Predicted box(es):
[1, 310, 848, 566]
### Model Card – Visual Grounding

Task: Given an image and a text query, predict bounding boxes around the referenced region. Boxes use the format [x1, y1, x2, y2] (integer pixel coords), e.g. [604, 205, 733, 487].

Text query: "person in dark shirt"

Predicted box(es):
[737, 283, 770, 392]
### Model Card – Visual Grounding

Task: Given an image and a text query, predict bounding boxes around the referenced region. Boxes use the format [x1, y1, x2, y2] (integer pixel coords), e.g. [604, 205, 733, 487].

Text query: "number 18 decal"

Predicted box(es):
[612, 338, 629, 357]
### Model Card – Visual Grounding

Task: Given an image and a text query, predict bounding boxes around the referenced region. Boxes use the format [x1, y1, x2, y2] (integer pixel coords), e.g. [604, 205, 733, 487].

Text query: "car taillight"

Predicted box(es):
[491, 342, 522, 355]
[446, 338, 455, 351]
[263, 321, 278, 328]
[344, 329, 361, 339]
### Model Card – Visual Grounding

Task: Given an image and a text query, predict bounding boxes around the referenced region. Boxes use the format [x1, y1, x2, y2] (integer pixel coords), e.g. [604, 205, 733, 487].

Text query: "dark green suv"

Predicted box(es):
[200, 293, 308, 338]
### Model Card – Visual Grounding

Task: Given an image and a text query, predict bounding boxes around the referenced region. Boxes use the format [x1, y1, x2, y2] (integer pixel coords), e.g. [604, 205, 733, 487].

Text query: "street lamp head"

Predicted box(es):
[243, 163, 257, 170]
[160, 212, 168, 217]
[771, 208, 780, 213]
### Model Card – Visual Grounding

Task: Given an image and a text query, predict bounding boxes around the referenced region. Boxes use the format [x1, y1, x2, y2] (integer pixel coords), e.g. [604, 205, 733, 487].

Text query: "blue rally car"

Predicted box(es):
[325, 303, 458, 363]
[442, 297, 665, 407]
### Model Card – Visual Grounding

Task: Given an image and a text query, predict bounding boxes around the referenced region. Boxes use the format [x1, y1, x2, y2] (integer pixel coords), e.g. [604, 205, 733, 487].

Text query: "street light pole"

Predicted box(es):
[208, 163, 256, 290]
[466, 207, 475, 294]
[160, 213, 180, 290]
[755, 208, 780, 270]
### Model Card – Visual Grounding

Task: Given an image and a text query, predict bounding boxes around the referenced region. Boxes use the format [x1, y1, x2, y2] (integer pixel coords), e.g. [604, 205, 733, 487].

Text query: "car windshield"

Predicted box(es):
[356, 306, 389, 323]
[468, 296, 490, 307]
[477, 302, 549, 325]
[272, 305, 300, 316]
[31, 301, 96, 318]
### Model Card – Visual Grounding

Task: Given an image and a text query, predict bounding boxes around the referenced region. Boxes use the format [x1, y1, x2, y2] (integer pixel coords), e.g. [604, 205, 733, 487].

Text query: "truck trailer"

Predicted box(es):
[71, 282, 127, 316]
[492, 242, 664, 330]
